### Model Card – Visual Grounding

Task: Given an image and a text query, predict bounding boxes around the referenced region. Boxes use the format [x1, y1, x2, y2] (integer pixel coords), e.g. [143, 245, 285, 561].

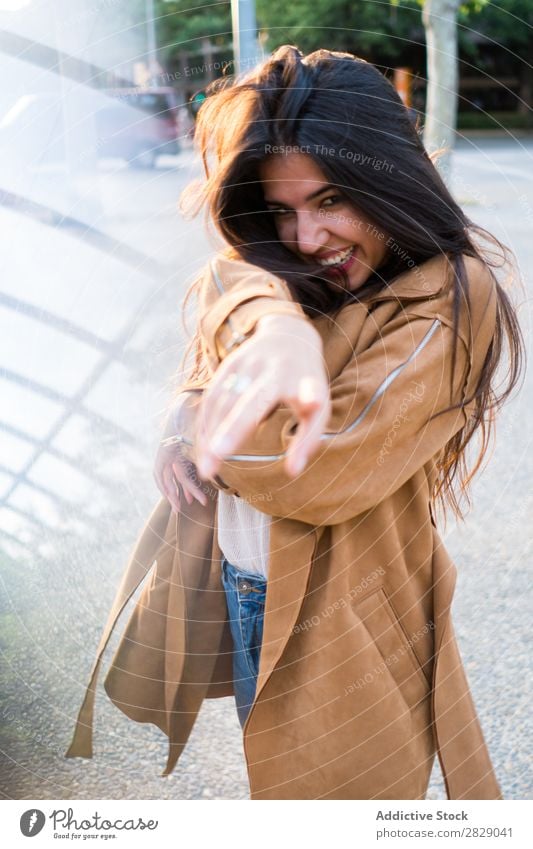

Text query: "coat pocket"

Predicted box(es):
[353, 587, 432, 709]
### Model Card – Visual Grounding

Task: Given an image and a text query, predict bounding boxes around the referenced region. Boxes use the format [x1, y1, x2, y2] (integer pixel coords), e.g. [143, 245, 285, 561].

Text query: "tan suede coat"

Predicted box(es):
[67, 252, 502, 800]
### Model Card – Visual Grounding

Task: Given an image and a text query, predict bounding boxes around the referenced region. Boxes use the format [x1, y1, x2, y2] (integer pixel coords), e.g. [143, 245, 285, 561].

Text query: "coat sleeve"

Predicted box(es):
[191, 288, 497, 525]
[198, 253, 307, 372]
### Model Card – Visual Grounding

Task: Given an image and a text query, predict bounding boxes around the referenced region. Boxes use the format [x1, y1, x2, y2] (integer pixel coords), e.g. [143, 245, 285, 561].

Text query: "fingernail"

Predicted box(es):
[298, 378, 318, 403]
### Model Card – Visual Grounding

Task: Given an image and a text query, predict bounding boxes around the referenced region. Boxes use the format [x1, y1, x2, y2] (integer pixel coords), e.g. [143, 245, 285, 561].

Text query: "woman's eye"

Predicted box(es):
[267, 197, 342, 215]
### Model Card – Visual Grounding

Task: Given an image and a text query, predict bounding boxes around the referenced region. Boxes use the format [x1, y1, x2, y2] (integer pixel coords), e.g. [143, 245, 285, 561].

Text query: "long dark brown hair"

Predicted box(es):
[177, 44, 525, 521]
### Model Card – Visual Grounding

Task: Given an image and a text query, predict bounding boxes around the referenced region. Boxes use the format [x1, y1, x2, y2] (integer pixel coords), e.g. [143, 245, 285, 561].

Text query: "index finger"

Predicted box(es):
[284, 386, 331, 476]
[196, 374, 274, 478]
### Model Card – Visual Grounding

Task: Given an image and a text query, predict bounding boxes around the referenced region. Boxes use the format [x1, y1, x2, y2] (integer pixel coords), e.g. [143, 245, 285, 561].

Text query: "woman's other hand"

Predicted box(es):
[154, 398, 208, 513]
[195, 314, 331, 480]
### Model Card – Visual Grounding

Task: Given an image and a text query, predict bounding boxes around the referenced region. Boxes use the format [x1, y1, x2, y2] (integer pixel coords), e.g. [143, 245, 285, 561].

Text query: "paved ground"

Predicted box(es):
[0, 136, 532, 800]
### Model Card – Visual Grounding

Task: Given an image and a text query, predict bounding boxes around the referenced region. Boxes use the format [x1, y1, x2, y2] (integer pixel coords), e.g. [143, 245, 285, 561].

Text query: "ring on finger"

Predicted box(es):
[220, 372, 253, 395]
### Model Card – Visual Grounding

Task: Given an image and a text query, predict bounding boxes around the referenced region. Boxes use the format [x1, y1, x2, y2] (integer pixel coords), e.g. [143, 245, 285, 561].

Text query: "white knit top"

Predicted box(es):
[217, 490, 271, 579]
[170, 394, 271, 577]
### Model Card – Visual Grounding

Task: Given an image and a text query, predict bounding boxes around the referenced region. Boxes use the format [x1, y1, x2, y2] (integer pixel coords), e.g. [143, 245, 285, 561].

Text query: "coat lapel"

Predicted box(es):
[245, 520, 321, 717]
[162, 496, 231, 775]
[66, 497, 175, 760]
[431, 541, 502, 799]
[66, 492, 229, 776]
[367, 253, 452, 302]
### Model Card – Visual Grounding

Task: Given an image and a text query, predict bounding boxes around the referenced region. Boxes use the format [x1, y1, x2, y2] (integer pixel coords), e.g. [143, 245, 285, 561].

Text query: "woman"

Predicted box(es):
[68, 46, 524, 800]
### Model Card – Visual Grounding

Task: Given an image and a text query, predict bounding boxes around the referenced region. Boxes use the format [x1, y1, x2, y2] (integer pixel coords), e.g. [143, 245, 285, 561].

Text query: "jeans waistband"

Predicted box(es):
[222, 557, 267, 586]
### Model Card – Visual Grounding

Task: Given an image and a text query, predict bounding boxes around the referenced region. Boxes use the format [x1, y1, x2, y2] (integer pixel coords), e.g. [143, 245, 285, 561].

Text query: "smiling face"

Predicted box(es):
[259, 152, 390, 291]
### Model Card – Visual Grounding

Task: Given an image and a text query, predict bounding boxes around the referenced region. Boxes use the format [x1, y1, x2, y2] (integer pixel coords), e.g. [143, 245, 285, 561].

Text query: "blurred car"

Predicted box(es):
[95, 87, 181, 167]
[0, 87, 182, 170]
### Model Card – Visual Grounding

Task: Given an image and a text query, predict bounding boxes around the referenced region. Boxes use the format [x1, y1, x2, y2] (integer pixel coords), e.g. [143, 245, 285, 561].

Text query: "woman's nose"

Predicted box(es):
[295, 211, 329, 256]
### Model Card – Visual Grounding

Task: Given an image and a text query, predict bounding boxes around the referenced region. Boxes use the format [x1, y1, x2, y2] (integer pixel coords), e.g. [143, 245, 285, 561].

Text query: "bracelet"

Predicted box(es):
[160, 434, 185, 448]
[160, 389, 203, 448]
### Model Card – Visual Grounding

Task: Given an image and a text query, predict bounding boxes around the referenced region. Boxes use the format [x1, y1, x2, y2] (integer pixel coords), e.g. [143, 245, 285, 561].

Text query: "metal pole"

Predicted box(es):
[231, 0, 258, 73]
[51, 0, 101, 225]
[146, 0, 158, 82]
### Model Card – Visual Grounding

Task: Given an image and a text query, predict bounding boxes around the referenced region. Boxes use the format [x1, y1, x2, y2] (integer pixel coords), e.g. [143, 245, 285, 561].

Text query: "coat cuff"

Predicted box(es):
[160, 390, 203, 463]
[215, 298, 307, 360]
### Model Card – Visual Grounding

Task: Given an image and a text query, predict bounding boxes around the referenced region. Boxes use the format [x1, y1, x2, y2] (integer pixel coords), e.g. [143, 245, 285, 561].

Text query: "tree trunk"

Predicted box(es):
[422, 0, 461, 180]
[518, 35, 533, 127]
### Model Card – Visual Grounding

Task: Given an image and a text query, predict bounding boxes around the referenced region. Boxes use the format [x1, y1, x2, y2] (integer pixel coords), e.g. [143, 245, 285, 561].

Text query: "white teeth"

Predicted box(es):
[317, 246, 354, 267]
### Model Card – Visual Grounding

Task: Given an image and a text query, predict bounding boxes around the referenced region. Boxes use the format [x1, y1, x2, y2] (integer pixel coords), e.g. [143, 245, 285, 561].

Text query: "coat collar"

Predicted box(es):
[221, 247, 453, 305]
[366, 253, 453, 303]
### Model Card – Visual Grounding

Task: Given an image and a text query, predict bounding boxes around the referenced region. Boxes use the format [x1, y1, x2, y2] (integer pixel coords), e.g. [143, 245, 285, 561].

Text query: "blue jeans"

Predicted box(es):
[221, 558, 267, 728]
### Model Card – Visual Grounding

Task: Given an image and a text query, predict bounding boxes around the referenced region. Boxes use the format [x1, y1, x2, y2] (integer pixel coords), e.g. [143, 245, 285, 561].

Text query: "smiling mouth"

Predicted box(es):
[316, 245, 356, 267]
[316, 247, 359, 279]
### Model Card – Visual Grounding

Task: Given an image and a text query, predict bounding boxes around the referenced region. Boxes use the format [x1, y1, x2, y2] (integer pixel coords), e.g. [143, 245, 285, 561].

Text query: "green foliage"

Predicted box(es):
[463, 0, 533, 50]
[255, 0, 423, 60]
[130, 0, 233, 72]
[144, 0, 531, 96]
[145, 1, 427, 65]
[456, 0, 533, 76]
[155, 0, 232, 48]
[457, 109, 532, 129]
